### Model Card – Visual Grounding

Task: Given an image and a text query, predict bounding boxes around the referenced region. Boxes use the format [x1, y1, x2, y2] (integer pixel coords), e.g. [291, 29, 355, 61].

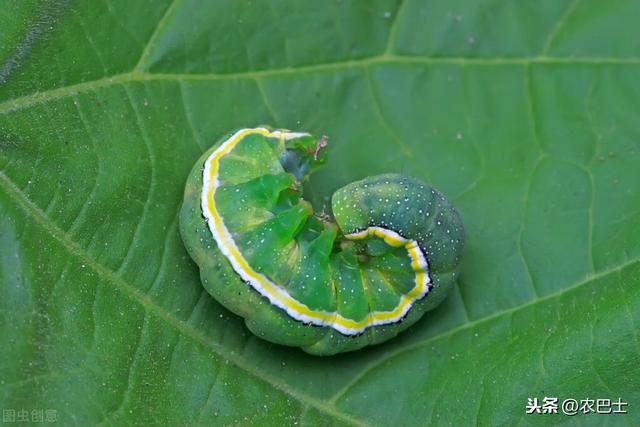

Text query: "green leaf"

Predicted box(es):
[1, 0, 639, 425]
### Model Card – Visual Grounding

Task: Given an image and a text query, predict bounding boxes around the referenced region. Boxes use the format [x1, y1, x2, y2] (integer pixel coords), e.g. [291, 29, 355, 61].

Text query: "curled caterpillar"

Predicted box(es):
[179, 127, 464, 355]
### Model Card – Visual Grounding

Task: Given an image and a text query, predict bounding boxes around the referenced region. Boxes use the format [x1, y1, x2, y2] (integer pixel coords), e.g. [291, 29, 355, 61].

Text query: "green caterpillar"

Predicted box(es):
[179, 127, 464, 356]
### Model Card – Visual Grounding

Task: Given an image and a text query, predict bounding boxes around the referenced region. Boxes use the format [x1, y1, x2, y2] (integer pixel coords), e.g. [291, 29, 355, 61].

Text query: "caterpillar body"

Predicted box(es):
[179, 127, 464, 355]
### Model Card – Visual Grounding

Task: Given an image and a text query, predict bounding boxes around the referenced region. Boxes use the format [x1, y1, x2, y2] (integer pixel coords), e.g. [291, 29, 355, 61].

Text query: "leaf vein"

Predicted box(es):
[0, 171, 369, 427]
[3, 56, 640, 116]
[329, 257, 640, 404]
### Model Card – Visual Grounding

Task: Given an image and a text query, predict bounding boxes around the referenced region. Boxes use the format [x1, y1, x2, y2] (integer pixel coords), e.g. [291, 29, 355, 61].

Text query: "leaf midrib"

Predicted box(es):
[0, 172, 367, 427]
[2, 54, 640, 116]
[3, 166, 639, 424]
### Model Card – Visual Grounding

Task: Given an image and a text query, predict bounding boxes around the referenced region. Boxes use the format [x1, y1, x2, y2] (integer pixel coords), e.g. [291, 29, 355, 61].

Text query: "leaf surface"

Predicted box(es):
[1, 0, 639, 425]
